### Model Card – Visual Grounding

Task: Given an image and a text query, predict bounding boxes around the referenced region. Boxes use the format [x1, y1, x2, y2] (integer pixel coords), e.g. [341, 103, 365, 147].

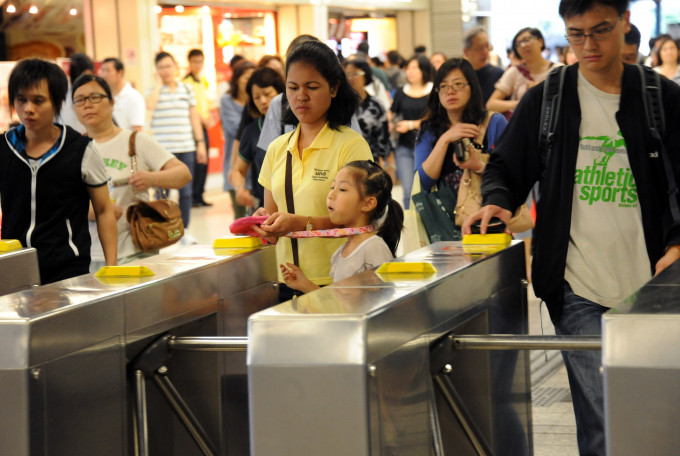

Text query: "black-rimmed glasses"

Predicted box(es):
[73, 93, 108, 106]
[565, 15, 623, 45]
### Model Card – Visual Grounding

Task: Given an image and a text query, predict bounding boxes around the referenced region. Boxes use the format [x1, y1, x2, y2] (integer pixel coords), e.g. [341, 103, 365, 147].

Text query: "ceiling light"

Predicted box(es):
[175, 5, 184, 13]
[153, 5, 162, 13]
[201, 6, 210, 14]
[6, 3, 16, 13]
[69, 7, 78, 15]
[28, 5, 39, 14]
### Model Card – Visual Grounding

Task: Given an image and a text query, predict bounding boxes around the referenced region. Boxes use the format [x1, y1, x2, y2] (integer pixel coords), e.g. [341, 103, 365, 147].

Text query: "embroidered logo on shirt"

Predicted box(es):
[574, 131, 638, 207]
[312, 168, 330, 182]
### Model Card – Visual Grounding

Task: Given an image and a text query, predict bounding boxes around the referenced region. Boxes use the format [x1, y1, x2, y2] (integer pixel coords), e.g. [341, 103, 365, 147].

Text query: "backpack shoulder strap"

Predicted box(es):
[639, 64, 665, 135]
[538, 65, 568, 174]
[638, 65, 680, 224]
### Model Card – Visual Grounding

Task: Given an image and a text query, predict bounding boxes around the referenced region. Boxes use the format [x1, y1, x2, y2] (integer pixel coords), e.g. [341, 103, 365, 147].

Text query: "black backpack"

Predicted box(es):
[538, 64, 680, 223]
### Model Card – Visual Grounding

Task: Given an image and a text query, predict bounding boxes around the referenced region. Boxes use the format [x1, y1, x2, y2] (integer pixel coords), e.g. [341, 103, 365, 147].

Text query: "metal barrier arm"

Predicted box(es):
[451, 334, 601, 351]
[168, 336, 248, 352]
[129, 334, 218, 456]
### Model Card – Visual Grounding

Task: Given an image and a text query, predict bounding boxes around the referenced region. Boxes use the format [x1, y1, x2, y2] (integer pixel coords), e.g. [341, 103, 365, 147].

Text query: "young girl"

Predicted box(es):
[281, 160, 404, 293]
[253, 41, 373, 301]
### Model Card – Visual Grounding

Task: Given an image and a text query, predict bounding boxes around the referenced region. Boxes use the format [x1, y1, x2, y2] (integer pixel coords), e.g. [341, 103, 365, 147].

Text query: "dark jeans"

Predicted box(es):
[193, 127, 209, 204]
[555, 282, 608, 456]
[173, 151, 196, 228]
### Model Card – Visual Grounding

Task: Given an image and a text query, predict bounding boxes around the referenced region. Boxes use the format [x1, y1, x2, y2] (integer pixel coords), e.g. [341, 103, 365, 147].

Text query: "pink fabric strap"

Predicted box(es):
[286, 225, 374, 238]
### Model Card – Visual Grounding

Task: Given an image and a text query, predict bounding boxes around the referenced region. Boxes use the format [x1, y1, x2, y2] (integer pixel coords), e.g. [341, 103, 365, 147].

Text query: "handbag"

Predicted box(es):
[453, 113, 535, 233]
[125, 132, 184, 252]
[410, 171, 462, 243]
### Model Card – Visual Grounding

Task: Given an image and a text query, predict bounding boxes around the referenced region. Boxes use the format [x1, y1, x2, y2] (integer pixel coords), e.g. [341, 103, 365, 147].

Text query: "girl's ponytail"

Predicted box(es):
[377, 199, 404, 256]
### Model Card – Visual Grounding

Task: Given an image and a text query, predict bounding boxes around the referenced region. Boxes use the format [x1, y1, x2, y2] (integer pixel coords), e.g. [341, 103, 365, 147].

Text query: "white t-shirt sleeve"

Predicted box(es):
[136, 132, 175, 171]
[330, 236, 394, 283]
[81, 142, 108, 186]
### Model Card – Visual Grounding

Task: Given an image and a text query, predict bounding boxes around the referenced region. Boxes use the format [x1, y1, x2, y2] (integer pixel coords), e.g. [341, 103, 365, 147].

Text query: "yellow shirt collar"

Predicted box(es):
[286, 122, 335, 154]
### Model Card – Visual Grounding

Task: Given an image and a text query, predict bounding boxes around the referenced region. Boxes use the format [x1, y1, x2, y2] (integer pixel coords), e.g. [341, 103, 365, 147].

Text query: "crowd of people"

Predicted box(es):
[1, 1, 680, 454]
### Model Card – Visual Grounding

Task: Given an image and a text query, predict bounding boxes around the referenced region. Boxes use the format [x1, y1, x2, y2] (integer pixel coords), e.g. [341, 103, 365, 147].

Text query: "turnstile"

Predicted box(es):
[0, 247, 40, 295]
[248, 241, 532, 455]
[0, 245, 277, 456]
[603, 259, 680, 456]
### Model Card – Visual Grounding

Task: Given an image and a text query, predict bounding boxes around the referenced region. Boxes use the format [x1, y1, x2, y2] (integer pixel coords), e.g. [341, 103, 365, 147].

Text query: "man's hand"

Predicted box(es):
[655, 245, 680, 276]
[461, 204, 512, 235]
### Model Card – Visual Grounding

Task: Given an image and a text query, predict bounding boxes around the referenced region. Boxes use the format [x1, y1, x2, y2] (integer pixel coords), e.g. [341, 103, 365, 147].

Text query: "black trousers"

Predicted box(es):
[192, 127, 209, 204]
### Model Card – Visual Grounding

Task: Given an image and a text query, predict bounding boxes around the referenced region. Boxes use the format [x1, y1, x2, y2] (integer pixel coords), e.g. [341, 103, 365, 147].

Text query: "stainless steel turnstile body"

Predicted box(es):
[0, 247, 40, 296]
[0, 245, 277, 456]
[603, 260, 680, 456]
[249, 241, 532, 455]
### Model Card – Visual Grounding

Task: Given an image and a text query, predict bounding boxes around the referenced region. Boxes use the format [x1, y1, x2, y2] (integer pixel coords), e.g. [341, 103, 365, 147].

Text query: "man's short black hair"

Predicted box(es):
[188, 48, 204, 60]
[387, 50, 402, 65]
[357, 41, 369, 54]
[625, 23, 641, 47]
[69, 53, 94, 83]
[8, 58, 68, 117]
[559, 0, 629, 19]
[155, 51, 176, 66]
[103, 57, 124, 73]
[414, 45, 427, 55]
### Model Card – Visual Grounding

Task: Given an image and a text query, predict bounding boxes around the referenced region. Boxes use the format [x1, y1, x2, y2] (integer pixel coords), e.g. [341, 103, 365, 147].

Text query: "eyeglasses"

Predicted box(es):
[436, 82, 469, 93]
[73, 93, 108, 106]
[516, 36, 537, 47]
[565, 15, 622, 45]
[345, 71, 365, 79]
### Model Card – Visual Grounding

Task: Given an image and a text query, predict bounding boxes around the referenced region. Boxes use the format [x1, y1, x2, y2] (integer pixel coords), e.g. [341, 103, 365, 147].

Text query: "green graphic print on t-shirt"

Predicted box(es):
[574, 131, 637, 207]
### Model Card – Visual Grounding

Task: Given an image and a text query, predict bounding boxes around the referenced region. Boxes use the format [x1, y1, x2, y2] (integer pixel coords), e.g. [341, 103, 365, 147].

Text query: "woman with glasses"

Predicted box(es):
[653, 37, 680, 85]
[72, 74, 191, 268]
[415, 58, 507, 197]
[390, 55, 434, 208]
[343, 59, 390, 164]
[1, 59, 118, 283]
[487, 27, 561, 118]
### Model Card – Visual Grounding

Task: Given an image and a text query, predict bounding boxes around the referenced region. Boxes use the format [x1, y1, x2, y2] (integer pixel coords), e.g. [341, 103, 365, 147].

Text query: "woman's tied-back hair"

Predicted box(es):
[419, 58, 486, 141]
[230, 60, 256, 99]
[71, 74, 113, 102]
[8, 58, 68, 117]
[245, 67, 285, 117]
[344, 160, 404, 256]
[282, 41, 358, 130]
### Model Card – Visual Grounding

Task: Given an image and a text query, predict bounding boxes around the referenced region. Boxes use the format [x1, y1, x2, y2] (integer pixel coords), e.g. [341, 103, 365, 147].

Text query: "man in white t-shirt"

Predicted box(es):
[464, 1, 680, 454]
[100, 58, 145, 132]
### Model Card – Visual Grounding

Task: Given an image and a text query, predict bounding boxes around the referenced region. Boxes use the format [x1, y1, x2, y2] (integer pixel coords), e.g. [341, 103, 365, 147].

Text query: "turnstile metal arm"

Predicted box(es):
[168, 336, 248, 352]
[452, 334, 601, 351]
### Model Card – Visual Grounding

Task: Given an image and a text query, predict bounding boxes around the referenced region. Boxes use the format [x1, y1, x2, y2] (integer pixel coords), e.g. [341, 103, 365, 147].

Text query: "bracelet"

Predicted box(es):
[409, 120, 414, 130]
[196, 138, 205, 143]
[305, 215, 313, 231]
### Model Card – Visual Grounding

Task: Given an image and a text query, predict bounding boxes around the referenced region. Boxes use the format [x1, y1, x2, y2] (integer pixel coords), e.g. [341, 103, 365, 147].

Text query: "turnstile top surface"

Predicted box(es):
[0, 245, 265, 321]
[606, 259, 680, 316]
[249, 241, 524, 365]
[0, 244, 274, 368]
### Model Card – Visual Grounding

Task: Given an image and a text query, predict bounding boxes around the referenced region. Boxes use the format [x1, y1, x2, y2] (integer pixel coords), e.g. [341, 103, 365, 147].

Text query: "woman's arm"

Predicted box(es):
[416, 124, 479, 190]
[128, 157, 191, 191]
[231, 155, 255, 207]
[88, 185, 118, 265]
[486, 89, 518, 114]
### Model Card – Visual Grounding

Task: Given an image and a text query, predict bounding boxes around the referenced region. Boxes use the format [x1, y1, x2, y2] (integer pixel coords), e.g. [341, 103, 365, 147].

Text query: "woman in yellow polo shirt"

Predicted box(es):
[255, 41, 373, 300]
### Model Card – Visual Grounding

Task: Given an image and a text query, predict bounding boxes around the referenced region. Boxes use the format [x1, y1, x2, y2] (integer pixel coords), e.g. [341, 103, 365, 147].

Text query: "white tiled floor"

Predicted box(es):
[189, 173, 580, 455]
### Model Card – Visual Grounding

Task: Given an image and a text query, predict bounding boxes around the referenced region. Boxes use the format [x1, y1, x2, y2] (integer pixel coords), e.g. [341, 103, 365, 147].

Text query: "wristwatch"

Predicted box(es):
[306, 216, 313, 231]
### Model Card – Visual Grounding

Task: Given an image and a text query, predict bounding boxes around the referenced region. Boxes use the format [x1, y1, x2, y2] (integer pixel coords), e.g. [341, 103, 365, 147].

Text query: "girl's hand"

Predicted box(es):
[280, 263, 319, 293]
[442, 122, 479, 144]
[453, 142, 485, 172]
